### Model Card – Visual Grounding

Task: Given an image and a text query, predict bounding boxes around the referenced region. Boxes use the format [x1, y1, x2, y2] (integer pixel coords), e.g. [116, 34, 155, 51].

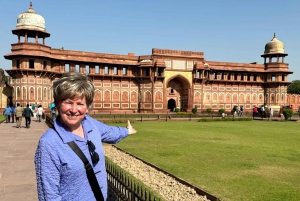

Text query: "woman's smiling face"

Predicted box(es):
[58, 96, 88, 131]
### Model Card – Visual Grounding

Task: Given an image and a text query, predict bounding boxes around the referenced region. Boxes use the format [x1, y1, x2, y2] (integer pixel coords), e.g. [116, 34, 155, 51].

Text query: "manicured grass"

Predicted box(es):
[109, 121, 300, 201]
[0, 114, 5, 122]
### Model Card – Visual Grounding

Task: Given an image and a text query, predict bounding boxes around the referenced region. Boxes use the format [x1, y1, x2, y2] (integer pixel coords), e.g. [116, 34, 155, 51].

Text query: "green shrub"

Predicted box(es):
[207, 108, 212, 113]
[176, 112, 187, 115]
[219, 108, 225, 114]
[175, 108, 180, 113]
[99, 119, 136, 124]
[198, 118, 252, 122]
[282, 109, 293, 120]
[192, 107, 198, 114]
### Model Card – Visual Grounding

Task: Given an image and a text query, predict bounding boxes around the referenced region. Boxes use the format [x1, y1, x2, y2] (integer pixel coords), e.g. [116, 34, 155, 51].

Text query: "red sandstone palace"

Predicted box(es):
[2, 3, 300, 113]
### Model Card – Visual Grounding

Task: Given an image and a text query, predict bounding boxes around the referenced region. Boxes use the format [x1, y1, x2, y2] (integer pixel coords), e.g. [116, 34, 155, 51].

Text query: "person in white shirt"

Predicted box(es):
[37, 105, 44, 122]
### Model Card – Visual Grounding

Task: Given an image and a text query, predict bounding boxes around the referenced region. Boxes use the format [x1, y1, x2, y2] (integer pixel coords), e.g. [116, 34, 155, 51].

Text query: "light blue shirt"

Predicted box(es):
[34, 115, 128, 201]
[4, 107, 12, 115]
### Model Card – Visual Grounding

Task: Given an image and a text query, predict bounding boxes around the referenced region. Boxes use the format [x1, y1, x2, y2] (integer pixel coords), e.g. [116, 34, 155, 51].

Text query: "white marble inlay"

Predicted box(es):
[173, 60, 185, 70]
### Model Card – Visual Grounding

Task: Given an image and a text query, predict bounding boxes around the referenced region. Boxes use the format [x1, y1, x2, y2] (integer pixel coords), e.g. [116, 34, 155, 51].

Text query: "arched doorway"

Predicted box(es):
[168, 98, 176, 111]
[166, 75, 190, 111]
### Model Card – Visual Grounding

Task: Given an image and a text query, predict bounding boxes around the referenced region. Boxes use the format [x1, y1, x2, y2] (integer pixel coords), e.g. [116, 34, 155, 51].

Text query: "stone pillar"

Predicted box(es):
[18, 34, 20, 43]
[25, 32, 28, 42]
[80, 64, 85, 74]
[90, 64, 95, 74]
[35, 32, 38, 43]
[43, 37, 45, 45]
[69, 63, 75, 72]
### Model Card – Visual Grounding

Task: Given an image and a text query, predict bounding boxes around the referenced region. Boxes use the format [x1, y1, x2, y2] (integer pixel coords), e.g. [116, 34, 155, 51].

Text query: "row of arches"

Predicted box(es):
[14, 86, 165, 103]
[15, 86, 52, 101]
[194, 92, 287, 104]
[94, 90, 164, 103]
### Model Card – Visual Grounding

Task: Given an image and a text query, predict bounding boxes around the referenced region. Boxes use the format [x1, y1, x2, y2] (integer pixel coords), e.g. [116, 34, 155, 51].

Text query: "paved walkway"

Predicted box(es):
[0, 118, 48, 201]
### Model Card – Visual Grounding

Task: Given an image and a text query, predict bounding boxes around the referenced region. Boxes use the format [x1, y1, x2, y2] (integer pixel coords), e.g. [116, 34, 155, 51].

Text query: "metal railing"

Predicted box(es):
[106, 159, 161, 201]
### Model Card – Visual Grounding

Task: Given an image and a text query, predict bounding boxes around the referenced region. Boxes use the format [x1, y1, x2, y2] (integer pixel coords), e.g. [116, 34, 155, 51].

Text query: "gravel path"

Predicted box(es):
[104, 145, 210, 201]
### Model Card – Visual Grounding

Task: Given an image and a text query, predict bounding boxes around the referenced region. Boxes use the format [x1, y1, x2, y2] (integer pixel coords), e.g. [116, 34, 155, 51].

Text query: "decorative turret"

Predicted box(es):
[261, 33, 287, 64]
[264, 33, 285, 54]
[12, 2, 50, 44]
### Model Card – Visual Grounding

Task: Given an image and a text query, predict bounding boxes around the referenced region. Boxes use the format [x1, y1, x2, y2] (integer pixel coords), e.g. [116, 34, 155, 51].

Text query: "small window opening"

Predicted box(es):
[95, 65, 99, 74]
[105, 66, 109, 74]
[44, 61, 47, 69]
[145, 68, 150, 76]
[29, 59, 34, 69]
[17, 60, 20, 68]
[114, 66, 118, 75]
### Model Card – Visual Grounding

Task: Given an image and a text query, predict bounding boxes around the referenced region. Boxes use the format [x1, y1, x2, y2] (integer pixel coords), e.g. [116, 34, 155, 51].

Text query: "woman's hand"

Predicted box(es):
[126, 120, 137, 135]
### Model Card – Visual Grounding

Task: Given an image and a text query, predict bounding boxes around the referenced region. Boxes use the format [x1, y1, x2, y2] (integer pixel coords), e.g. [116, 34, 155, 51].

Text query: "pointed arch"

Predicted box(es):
[253, 94, 257, 102]
[43, 87, 47, 100]
[22, 87, 27, 100]
[155, 90, 163, 102]
[194, 92, 201, 102]
[16, 87, 21, 100]
[205, 93, 211, 103]
[113, 90, 120, 102]
[104, 90, 111, 102]
[130, 91, 137, 103]
[144, 90, 152, 103]
[219, 93, 224, 103]
[165, 74, 191, 89]
[226, 93, 231, 103]
[37, 87, 42, 101]
[246, 93, 250, 103]
[233, 93, 238, 103]
[94, 89, 101, 101]
[212, 93, 218, 103]
[271, 93, 275, 104]
[29, 86, 35, 100]
[239, 93, 244, 103]
[258, 93, 263, 103]
[122, 90, 129, 102]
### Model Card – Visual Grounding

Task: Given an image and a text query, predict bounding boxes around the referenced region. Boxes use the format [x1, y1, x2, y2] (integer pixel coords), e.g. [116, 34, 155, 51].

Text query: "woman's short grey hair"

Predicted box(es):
[53, 72, 94, 108]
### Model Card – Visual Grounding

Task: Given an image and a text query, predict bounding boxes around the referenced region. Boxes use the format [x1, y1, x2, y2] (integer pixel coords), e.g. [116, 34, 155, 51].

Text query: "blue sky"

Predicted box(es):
[1, 0, 299, 80]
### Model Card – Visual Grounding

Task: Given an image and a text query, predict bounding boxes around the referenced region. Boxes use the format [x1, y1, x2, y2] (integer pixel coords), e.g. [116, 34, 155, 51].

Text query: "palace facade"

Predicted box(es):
[3, 3, 300, 113]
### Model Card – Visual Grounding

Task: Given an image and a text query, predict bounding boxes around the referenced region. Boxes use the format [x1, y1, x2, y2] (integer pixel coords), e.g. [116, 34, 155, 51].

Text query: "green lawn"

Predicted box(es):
[0, 115, 5, 122]
[109, 121, 300, 201]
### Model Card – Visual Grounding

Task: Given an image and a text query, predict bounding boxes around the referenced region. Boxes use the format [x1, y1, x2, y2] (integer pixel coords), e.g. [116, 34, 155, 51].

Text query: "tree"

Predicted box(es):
[287, 80, 300, 94]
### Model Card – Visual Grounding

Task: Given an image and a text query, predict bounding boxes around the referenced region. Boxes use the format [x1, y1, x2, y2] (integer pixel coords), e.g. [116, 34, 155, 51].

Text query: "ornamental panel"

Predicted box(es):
[172, 60, 186, 70]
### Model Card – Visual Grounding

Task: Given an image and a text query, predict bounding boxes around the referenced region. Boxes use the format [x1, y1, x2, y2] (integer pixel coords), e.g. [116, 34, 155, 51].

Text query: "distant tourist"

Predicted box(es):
[51, 107, 57, 119]
[15, 103, 23, 128]
[240, 106, 244, 117]
[31, 103, 37, 121]
[269, 108, 273, 119]
[23, 104, 33, 128]
[260, 105, 265, 118]
[3, 105, 12, 123]
[37, 105, 44, 122]
[11, 104, 16, 123]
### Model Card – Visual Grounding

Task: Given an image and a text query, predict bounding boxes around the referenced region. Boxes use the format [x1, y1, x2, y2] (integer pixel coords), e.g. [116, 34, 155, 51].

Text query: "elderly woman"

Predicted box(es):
[34, 72, 136, 201]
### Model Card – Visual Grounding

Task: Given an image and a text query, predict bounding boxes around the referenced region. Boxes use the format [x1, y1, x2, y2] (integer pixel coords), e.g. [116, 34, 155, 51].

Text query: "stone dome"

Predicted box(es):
[264, 33, 285, 54]
[16, 2, 46, 31]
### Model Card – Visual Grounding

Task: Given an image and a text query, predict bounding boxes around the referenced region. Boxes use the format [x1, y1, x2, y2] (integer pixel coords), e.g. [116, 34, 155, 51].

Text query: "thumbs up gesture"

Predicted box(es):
[126, 120, 137, 135]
